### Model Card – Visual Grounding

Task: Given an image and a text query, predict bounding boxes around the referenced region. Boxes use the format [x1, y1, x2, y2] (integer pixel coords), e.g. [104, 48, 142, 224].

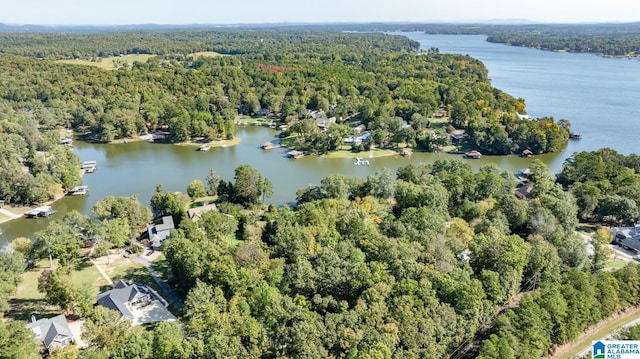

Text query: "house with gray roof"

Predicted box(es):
[187, 203, 218, 222]
[96, 280, 152, 321]
[96, 280, 176, 325]
[146, 215, 175, 249]
[26, 314, 74, 353]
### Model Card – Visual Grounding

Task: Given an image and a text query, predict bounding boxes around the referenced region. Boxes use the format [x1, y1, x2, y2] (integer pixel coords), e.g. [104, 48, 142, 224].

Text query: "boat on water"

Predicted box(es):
[354, 157, 370, 166]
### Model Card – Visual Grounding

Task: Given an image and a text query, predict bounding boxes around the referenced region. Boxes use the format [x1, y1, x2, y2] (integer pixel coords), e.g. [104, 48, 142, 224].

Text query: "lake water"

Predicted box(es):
[2, 33, 640, 244]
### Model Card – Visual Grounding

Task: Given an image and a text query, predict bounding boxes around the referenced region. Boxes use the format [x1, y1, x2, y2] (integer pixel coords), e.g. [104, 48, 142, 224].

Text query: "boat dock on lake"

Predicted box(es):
[81, 161, 97, 173]
[25, 206, 56, 218]
[67, 186, 89, 196]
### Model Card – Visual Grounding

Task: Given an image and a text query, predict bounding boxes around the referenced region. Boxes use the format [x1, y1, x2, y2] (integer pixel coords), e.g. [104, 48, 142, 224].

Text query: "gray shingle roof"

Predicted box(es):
[26, 314, 73, 350]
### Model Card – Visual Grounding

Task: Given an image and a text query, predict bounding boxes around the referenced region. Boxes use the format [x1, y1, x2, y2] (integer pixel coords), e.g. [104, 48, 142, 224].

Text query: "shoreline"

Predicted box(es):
[0, 192, 66, 226]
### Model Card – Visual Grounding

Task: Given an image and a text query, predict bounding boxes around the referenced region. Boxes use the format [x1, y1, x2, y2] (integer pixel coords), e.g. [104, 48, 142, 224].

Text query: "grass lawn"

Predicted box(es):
[237, 116, 275, 126]
[178, 137, 241, 148]
[56, 54, 156, 69]
[10, 258, 108, 321]
[98, 252, 164, 295]
[191, 196, 217, 208]
[188, 51, 225, 58]
[604, 258, 628, 271]
[322, 149, 398, 159]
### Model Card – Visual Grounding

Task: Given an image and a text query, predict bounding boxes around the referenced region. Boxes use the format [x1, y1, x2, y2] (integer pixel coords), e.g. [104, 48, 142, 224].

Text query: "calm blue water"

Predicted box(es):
[2, 34, 640, 244]
[403, 33, 640, 159]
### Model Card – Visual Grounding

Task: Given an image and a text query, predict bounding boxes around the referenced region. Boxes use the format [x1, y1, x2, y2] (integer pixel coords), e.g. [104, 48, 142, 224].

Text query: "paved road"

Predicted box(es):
[131, 254, 184, 308]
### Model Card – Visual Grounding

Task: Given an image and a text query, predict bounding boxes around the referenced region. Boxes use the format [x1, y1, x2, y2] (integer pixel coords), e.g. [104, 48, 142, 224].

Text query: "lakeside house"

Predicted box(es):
[514, 182, 534, 200]
[26, 314, 74, 353]
[450, 132, 465, 143]
[146, 215, 175, 249]
[187, 203, 218, 222]
[464, 150, 482, 159]
[287, 150, 304, 159]
[96, 280, 176, 325]
[611, 225, 640, 253]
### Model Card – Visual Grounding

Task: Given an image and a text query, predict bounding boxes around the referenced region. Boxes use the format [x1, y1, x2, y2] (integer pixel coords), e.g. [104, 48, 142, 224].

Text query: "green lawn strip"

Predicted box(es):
[187, 51, 225, 58]
[177, 137, 241, 148]
[321, 149, 398, 159]
[190, 196, 217, 208]
[558, 308, 640, 359]
[107, 256, 163, 294]
[237, 116, 274, 125]
[56, 54, 156, 69]
[604, 259, 627, 271]
[10, 258, 107, 321]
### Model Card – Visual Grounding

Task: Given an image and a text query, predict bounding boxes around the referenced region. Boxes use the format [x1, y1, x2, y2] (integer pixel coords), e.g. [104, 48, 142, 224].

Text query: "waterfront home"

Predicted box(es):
[316, 117, 336, 130]
[146, 216, 175, 249]
[464, 150, 482, 159]
[187, 203, 218, 222]
[26, 314, 74, 353]
[287, 150, 304, 159]
[450, 132, 465, 142]
[96, 280, 176, 325]
[515, 182, 534, 200]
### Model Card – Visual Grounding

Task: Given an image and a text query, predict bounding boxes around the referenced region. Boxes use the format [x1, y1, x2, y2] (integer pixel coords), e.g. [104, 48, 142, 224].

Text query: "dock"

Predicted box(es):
[261, 142, 281, 150]
[464, 150, 482, 159]
[354, 157, 370, 166]
[67, 185, 89, 196]
[287, 150, 304, 159]
[81, 161, 97, 173]
[25, 206, 56, 218]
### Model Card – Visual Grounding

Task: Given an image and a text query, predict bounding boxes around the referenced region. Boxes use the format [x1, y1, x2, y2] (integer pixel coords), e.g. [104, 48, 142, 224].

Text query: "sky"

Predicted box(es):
[2, 0, 640, 25]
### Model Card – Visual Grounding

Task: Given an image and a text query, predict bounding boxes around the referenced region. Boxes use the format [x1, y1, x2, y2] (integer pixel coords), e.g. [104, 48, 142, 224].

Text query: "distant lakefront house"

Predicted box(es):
[26, 314, 74, 353]
[146, 215, 175, 249]
[187, 203, 218, 222]
[316, 117, 337, 130]
[96, 280, 176, 325]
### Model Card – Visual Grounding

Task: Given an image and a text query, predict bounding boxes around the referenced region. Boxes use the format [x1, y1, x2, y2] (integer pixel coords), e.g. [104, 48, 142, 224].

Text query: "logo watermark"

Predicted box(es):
[593, 340, 640, 358]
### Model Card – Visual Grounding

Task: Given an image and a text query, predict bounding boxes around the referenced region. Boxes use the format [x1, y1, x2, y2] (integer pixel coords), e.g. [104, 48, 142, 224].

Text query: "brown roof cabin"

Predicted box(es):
[520, 149, 533, 157]
[464, 150, 482, 159]
[287, 150, 304, 159]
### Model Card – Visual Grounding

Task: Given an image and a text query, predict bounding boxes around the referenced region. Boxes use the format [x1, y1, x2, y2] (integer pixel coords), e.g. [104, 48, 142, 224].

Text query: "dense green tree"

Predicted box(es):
[232, 165, 273, 206]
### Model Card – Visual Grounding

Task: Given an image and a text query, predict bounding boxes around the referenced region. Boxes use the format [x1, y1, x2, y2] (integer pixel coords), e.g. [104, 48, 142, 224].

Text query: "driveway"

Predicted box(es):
[131, 254, 184, 308]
